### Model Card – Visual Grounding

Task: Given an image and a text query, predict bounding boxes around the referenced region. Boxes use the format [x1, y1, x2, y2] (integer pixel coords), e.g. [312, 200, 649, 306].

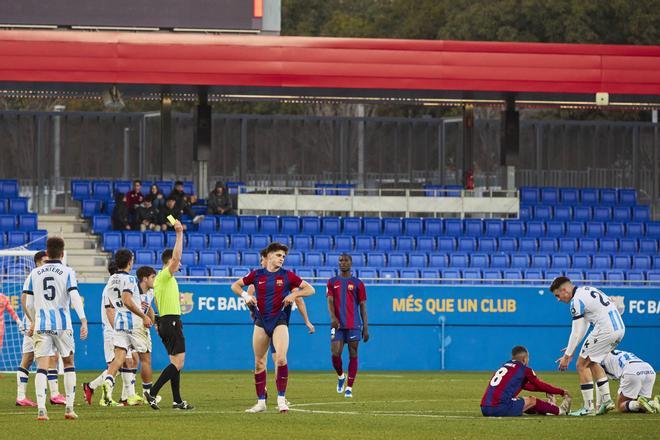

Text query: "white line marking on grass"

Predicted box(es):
[289, 399, 444, 407]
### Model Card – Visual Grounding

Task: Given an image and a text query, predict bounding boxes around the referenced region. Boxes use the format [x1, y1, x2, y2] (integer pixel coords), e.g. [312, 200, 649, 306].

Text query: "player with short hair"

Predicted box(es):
[16, 251, 67, 407]
[481, 345, 572, 417]
[600, 349, 659, 413]
[231, 242, 315, 414]
[326, 253, 369, 398]
[136, 265, 157, 399]
[552, 276, 624, 416]
[23, 237, 88, 420]
[83, 249, 153, 406]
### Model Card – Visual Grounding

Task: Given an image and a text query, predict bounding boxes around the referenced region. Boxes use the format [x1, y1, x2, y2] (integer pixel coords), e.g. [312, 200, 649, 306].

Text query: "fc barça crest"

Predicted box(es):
[179, 292, 194, 315]
[348, 284, 354, 290]
[276, 279, 284, 287]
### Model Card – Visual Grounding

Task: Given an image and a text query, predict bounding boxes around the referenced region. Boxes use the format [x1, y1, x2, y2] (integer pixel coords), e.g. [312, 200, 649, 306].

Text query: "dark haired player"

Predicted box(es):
[231, 242, 315, 413]
[326, 254, 368, 398]
[481, 346, 572, 417]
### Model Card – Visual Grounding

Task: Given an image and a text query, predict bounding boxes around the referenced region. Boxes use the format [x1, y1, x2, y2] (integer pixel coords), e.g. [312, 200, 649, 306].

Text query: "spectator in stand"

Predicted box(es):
[158, 196, 187, 232]
[207, 181, 233, 216]
[169, 180, 204, 224]
[146, 184, 165, 210]
[125, 180, 145, 225]
[111, 193, 131, 230]
[135, 198, 160, 231]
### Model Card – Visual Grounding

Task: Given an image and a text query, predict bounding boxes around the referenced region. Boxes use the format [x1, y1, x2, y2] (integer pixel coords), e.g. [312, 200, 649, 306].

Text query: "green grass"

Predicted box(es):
[1, 371, 658, 439]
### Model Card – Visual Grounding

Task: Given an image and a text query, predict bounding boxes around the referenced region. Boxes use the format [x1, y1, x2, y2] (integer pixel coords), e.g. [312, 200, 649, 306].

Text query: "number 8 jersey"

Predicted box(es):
[570, 286, 625, 334]
[22, 260, 79, 331]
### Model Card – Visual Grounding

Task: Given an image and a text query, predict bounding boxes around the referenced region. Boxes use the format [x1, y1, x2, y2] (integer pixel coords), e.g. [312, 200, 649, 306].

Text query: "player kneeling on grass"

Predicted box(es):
[601, 349, 660, 414]
[481, 346, 572, 417]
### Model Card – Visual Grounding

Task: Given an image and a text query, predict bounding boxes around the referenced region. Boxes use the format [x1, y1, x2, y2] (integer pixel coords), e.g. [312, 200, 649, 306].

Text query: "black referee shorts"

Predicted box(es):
[157, 315, 186, 356]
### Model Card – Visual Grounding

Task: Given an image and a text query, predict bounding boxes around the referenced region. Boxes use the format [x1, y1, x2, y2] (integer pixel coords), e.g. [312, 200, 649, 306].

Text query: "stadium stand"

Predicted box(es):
[0, 180, 47, 251]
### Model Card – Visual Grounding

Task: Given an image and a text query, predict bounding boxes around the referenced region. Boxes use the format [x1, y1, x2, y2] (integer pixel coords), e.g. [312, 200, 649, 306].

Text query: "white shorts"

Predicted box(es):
[22, 333, 35, 354]
[579, 328, 625, 363]
[103, 331, 115, 364]
[619, 363, 656, 399]
[112, 328, 151, 354]
[33, 330, 75, 358]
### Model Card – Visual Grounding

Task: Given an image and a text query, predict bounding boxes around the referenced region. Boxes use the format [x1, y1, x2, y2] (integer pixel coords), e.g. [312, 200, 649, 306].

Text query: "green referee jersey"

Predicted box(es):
[154, 267, 181, 316]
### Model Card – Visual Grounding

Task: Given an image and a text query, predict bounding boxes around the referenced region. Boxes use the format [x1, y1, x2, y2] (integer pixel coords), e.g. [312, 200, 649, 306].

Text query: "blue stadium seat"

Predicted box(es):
[321, 217, 341, 235]
[427, 253, 449, 268]
[82, 199, 102, 217]
[605, 222, 624, 238]
[144, 231, 164, 249]
[566, 221, 585, 237]
[0, 214, 16, 231]
[281, 216, 300, 234]
[388, 252, 407, 267]
[230, 267, 250, 277]
[357, 268, 378, 280]
[519, 206, 532, 221]
[284, 251, 302, 267]
[197, 217, 216, 233]
[539, 238, 558, 252]
[375, 236, 394, 251]
[342, 218, 362, 235]
[305, 251, 324, 267]
[187, 266, 209, 282]
[483, 269, 502, 284]
[545, 222, 565, 237]
[0, 180, 18, 198]
[18, 214, 37, 231]
[71, 180, 91, 201]
[503, 270, 523, 284]
[367, 252, 386, 267]
[441, 269, 462, 285]
[295, 268, 315, 279]
[553, 206, 572, 222]
[573, 206, 592, 221]
[334, 235, 353, 251]
[599, 238, 617, 254]
[250, 234, 270, 250]
[498, 237, 518, 252]
[408, 252, 428, 268]
[7, 231, 26, 247]
[565, 269, 585, 281]
[437, 237, 456, 252]
[519, 238, 538, 253]
[619, 238, 638, 254]
[208, 233, 229, 249]
[383, 218, 401, 235]
[559, 188, 578, 205]
[355, 236, 374, 251]
[462, 269, 482, 285]
[593, 206, 612, 222]
[647, 222, 660, 238]
[199, 250, 219, 266]
[599, 189, 617, 206]
[293, 235, 313, 250]
[187, 233, 206, 250]
[349, 252, 366, 267]
[559, 238, 578, 253]
[180, 250, 197, 267]
[534, 206, 552, 221]
[218, 216, 239, 233]
[626, 271, 645, 284]
[505, 220, 525, 236]
[421, 269, 440, 283]
[552, 254, 571, 269]
[28, 230, 48, 250]
[417, 236, 436, 251]
[586, 222, 605, 237]
[520, 187, 539, 205]
[593, 255, 612, 270]
[92, 180, 113, 200]
[239, 250, 259, 268]
[470, 253, 489, 268]
[9, 198, 28, 214]
[613, 207, 631, 222]
[403, 218, 423, 236]
[113, 180, 132, 195]
[639, 238, 658, 254]
[526, 221, 545, 237]
[183, 182, 194, 196]
[165, 232, 182, 248]
[400, 268, 420, 282]
[313, 235, 333, 250]
[648, 271, 660, 282]
[444, 219, 463, 236]
[491, 254, 510, 268]
[484, 219, 503, 237]
[318, 268, 337, 279]
[239, 216, 258, 234]
[511, 254, 530, 269]
[0, 200, 5, 214]
[134, 250, 155, 266]
[544, 270, 564, 282]
[230, 234, 250, 249]
[613, 256, 631, 270]
[618, 189, 637, 206]
[423, 218, 443, 236]
[478, 238, 497, 252]
[626, 222, 644, 237]
[301, 216, 321, 235]
[524, 269, 544, 285]
[123, 231, 143, 249]
[220, 250, 239, 266]
[464, 219, 483, 236]
[580, 188, 599, 205]
[457, 237, 476, 252]
[450, 253, 469, 268]
[540, 187, 559, 205]
[103, 232, 122, 251]
[632, 206, 650, 222]
[396, 236, 414, 251]
[272, 234, 292, 247]
[586, 271, 605, 282]
[155, 181, 174, 196]
[378, 269, 398, 282]
[572, 254, 592, 269]
[532, 255, 550, 268]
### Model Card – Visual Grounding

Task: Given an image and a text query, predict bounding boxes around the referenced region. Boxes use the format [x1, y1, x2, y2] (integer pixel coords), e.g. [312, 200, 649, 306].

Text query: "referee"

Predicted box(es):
[145, 219, 193, 410]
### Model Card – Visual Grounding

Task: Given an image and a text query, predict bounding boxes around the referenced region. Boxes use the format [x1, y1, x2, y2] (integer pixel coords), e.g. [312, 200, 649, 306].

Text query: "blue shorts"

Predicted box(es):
[481, 398, 525, 417]
[331, 328, 361, 343]
[254, 307, 290, 339]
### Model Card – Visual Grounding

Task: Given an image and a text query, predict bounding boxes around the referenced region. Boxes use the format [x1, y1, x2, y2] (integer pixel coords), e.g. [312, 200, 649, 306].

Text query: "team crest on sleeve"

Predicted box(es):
[609, 296, 625, 315]
[179, 292, 195, 315]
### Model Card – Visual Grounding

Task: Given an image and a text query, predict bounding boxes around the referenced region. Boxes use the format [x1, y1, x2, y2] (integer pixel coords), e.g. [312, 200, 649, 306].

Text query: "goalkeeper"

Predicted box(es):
[0, 292, 23, 353]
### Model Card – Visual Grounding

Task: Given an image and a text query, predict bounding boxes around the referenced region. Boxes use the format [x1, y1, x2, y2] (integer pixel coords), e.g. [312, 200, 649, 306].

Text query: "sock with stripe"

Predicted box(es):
[17, 367, 29, 400]
[47, 369, 59, 398]
[347, 357, 358, 388]
[332, 355, 343, 377]
[129, 369, 137, 398]
[35, 369, 48, 410]
[64, 367, 76, 408]
[103, 374, 115, 401]
[90, 370, 107, 390]
[580, 383, 594, 410]
[120, 368, 131, 400]
[276, 364, 288, 397]
[254, 370, 267, 400]
[596, 378, 611, 405]
[142, 382, 152, 395]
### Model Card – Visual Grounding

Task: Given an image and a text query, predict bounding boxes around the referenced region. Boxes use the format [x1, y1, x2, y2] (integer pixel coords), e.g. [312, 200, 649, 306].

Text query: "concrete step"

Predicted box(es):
[67, 254, 108, 268]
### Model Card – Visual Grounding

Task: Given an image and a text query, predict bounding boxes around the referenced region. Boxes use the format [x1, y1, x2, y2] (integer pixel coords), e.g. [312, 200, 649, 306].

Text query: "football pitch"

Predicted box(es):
[1, 371, 658, 439]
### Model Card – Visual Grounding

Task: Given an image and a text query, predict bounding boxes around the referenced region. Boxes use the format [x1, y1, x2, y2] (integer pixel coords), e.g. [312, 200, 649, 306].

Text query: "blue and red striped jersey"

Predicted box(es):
[242, 268, 302, 319]
[326, 275, 367, 329]
[481, 359, 565, 407]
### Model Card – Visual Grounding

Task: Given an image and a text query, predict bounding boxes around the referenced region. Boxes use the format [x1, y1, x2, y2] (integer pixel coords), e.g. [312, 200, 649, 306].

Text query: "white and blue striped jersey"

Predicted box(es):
[601, 350, 649, 380]
[22, 260, 78, 331]
[109, 272, 142, 331]
[100, 278, 117, 333]
[570, 286, 625, 333]
[141, 287, 154, 314]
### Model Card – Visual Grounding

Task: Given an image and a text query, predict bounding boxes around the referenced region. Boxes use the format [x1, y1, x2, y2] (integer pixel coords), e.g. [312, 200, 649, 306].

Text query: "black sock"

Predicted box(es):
[151, 364, 177, 396]
[171, 368, 182, 403]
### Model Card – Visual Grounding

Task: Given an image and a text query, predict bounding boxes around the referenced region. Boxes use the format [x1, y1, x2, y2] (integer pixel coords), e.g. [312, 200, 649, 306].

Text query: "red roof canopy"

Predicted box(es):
[1, 29, 659, 106]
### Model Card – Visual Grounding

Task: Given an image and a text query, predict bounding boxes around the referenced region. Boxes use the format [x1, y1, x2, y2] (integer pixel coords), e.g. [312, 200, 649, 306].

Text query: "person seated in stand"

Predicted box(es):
[135, 199, 160, 232]
[158, 197, 187, 232]
[125, 180, 145, 226]
[169, 181, 204, 224]
[111, 193, 131, 231]
[146, 184, 165, 210]
[207, 181, 233, 216]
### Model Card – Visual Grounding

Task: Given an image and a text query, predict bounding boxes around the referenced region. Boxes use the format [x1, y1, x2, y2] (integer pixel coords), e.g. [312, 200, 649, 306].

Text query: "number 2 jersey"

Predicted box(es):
[102, 271, 143, 331]
[570, 286, 625, 334]
[481, 359, 564, 407]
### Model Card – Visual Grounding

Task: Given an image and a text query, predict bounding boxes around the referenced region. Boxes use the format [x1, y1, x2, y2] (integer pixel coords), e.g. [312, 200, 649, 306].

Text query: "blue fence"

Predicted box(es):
[9, 284, 660, 372]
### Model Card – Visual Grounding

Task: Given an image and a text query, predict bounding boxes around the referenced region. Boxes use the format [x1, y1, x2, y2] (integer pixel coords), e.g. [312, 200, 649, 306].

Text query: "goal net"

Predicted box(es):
[0, 248, 36, 373]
